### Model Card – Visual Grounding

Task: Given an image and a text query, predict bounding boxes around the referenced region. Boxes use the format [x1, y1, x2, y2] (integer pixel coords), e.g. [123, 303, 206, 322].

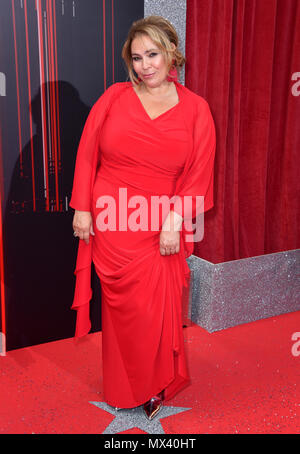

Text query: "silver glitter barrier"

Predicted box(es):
[184, 249, 300, 332]
[144, 0, 187, 85]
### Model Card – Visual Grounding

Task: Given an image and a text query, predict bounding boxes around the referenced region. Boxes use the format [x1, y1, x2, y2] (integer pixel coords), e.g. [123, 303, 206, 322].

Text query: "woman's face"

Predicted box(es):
[131, 34, 174, 87]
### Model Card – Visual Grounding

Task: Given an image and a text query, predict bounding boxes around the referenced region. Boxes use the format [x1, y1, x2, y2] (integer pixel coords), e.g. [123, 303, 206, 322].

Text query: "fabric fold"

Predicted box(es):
[71, 239, 93, 337]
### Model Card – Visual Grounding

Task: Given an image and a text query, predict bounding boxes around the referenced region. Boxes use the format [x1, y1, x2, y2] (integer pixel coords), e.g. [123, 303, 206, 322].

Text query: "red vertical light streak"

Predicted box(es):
[46, 0, 53, 175]
[11, 0, 23, 177]
[103, 0, 106, 90]
[0, 212, 5, 354]
[24, 0, 37, 211]
[0, 124, 6, 353]
[0, 125, 6, 356]
[112, 0, 114, 83]
[46, 0, 58, 211]
[48, 0, 59, 211]
[52, 0, 62, 203]
[37, 0, 50, 211]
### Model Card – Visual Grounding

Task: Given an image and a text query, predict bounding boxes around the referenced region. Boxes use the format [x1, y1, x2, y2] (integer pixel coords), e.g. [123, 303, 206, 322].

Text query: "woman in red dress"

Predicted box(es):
[70, 16, 216, 420]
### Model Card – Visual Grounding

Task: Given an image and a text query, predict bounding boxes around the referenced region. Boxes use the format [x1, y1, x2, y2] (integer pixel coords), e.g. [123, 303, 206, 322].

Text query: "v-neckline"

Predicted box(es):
[132, 81, 181, 121]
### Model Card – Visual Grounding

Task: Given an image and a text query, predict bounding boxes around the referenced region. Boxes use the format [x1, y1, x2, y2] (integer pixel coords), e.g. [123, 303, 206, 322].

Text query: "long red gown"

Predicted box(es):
[69, 80, 216, 409]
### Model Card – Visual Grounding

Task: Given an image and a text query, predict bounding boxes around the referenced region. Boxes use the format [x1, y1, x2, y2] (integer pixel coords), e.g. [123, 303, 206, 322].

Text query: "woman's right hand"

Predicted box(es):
[73, 210, 95, 245]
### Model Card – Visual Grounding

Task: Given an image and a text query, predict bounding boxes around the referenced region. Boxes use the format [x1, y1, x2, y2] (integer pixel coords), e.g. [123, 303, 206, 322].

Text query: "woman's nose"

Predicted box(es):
[142, 58, 151, 70]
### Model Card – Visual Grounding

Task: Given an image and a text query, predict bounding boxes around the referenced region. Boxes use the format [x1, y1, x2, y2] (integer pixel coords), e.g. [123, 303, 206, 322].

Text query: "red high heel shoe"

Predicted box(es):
[143, 389, 165, 420]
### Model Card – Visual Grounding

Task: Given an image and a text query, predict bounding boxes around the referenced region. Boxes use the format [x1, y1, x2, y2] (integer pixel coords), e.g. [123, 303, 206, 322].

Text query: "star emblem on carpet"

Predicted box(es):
[89, 401, 192, 434]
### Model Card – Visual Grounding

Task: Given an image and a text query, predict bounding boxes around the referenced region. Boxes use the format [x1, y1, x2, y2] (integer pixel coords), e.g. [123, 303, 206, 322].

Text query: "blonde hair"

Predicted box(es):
[121, 15, 186, 85]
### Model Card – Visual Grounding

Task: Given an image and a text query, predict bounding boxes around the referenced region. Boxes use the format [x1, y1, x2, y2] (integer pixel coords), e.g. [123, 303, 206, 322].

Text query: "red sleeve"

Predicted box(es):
[69, 84, 117, 211]
[172, 99, 216, 220]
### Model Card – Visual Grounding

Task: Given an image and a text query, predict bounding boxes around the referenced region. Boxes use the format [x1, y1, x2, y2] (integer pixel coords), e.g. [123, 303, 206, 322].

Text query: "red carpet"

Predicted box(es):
[0, 311, 299, 434]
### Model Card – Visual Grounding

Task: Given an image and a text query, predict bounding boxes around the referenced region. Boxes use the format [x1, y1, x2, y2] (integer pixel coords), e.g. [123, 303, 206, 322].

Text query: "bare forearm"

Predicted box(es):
[162, 210, 183, 232]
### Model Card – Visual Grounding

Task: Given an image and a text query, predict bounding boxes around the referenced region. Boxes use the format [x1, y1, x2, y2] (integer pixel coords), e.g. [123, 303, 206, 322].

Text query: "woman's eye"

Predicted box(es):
[132, 53, 157, 61]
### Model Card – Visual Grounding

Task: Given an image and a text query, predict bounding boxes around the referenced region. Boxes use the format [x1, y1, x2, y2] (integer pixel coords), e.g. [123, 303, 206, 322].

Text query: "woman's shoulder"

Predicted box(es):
[104, 81, 132, 95]
[91, 82, 131, 110]
[176, 81, 211, 112]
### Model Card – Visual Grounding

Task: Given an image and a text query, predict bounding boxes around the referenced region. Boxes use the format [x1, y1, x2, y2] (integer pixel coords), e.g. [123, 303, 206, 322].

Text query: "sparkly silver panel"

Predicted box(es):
[186, 249, 300, 332]
[90, 401, 191, 434]
[144, 0, 187, 84]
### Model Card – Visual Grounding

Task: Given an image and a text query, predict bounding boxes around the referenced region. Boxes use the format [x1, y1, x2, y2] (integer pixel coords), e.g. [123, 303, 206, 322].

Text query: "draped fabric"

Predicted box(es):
[69, 81, 216, 407]
[186, 0, 300, 263]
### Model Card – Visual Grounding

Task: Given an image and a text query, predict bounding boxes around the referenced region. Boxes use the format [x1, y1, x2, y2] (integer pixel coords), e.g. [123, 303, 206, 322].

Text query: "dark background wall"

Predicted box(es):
[0, 0, 144, 351]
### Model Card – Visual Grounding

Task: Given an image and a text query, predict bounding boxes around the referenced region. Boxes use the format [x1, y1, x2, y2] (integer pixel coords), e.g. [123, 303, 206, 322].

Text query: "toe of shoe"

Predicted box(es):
[143, 400, 162, 420]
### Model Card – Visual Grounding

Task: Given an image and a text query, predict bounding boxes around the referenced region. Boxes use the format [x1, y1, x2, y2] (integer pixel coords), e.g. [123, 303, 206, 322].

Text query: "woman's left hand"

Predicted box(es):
[159, 211, 183, 255]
